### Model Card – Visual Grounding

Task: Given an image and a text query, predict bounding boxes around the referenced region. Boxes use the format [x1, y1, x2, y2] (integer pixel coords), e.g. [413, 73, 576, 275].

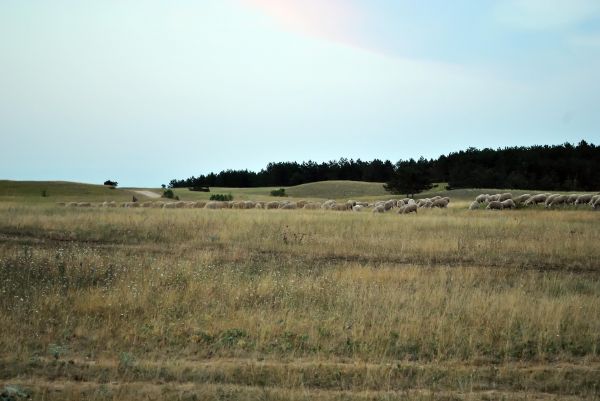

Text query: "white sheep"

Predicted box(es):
[352, 205, 364, 212]
[524, 194, 547, 206]
[280, 202, 297, 210]
[475, 194, 489, 203]
[498, 193, 512, 202]
[501, 199, 516, 209]
[513, 194, 531, 204]
[575, 194, 593, 205]
[303, 203, 322, 210]
[205, 201, 224, 209]
[547, 195, 568, 208]
[430, 198, 449, 208]
[468, 201, 479, 210]
[372, 205, 385, 213]
[486, 201, 503, 210]
[399, 204, 418, 214]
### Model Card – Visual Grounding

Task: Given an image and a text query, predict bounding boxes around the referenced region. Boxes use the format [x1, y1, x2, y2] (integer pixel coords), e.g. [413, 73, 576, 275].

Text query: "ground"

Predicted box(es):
[0, 180, 599, 400]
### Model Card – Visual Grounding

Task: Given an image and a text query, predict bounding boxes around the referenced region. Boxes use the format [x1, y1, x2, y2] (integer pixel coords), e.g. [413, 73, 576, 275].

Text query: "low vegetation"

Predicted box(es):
[0, 193, 599, 399]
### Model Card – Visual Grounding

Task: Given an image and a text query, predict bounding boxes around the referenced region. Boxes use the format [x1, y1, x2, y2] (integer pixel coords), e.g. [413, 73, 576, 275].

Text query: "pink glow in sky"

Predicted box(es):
[239, 0, 367, 49]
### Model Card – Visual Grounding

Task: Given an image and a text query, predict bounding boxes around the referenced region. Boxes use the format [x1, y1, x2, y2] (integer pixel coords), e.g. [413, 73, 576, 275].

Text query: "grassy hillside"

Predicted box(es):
[0, 180, 154, 203]
[1, 179, 596, 205]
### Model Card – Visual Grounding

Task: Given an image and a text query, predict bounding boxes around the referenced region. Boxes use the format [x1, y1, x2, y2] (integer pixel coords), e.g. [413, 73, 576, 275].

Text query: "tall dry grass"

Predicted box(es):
[1, 204, 599, 399]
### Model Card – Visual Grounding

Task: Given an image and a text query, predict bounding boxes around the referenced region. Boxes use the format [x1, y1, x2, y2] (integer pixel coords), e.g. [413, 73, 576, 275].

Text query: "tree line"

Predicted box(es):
[169, 159, 396, 188]
[169, 141, 600, 193]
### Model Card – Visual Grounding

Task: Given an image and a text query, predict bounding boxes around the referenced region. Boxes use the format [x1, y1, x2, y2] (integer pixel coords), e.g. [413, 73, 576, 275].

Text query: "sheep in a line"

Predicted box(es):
[468, 201, 480, 210]
[547, 195, 568, 208]
[280, 202, 297, 210]
[372, 205, 385, 213]
[475, 194, 489, 203]
[575, 194, 593, 205]
[486, 201, 503, 210]
[524, 194, 547, 206]
[352, 205, 364, 212]
[205, 201, 225, 209]
[498, 193, 512, 202]
[303, 202, 322, 210]
[430, 198, 449, 208]
[501, 199, 516, 209]
[398, 204, 418, 214]
[513, 194, 531, 204]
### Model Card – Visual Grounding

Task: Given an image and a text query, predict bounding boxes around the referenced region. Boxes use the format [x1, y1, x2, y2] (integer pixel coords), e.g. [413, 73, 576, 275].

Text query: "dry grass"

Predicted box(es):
[1, 204, 599, 400]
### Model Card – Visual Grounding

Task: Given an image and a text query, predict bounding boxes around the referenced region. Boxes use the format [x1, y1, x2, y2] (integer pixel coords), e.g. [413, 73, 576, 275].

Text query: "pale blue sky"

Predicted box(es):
[1, 0, 599, 186]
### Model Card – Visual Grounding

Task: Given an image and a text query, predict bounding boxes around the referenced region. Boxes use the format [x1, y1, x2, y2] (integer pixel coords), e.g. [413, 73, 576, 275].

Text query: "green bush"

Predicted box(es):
[270, 188, 287, 197]
[162, 189, 175, 199]
[210, 193, 233, 201]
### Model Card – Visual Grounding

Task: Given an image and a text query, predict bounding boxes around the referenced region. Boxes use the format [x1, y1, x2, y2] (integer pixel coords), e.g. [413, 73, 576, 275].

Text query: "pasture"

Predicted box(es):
[1, 181, 599, 400]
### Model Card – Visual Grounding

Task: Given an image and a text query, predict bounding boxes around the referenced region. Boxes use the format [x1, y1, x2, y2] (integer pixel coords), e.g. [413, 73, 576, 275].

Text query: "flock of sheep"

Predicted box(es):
[469, 193, 600, 210]
[59, 192, 600, 213]
[58, 196, 452, 214]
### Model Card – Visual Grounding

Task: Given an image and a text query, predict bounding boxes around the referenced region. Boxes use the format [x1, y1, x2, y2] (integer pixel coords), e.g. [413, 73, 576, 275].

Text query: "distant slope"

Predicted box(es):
[0, 180, 146, 203]
[284, 180, 387, 199]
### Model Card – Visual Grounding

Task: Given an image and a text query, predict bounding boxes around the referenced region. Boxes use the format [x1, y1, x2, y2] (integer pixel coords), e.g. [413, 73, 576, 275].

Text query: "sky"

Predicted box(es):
[1, 0, 599, 187]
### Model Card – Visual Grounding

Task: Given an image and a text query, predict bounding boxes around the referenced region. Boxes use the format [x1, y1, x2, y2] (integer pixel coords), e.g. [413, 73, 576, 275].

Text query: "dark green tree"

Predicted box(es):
[384, 158, 433, 197]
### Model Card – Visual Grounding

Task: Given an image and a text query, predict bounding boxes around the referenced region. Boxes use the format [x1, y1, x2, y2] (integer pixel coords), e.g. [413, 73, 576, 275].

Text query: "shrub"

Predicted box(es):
[270, 188, 287, 197]
[162, 189, 175, 199]
[41, 189, 48, 197]
[210, 193, 233, 201]
[104, 180, 118, 187]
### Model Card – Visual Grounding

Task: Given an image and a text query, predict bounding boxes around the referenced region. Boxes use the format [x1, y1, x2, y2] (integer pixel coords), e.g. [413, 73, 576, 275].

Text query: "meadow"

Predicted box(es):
[1, 181, 599, 400]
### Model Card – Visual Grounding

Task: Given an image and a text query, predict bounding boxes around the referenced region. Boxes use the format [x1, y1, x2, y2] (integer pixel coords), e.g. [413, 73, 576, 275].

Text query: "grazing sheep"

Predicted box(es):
[566, 194, 579, 205]
[486, 201, 503, 210]
[321, 200, 336, 210]
[266, 201, 280, 209]
[372, 205, 385, 213]
[280, 202, 297, 210]
[475, 194, 489, 203]
[468, 201, 479, 210]
[356, 201, 369, 207]
[513, 194, 531, 204]
[545, 195, 566, 208]
[399, 204, 418, 214]
[489, 194, 501, 202]
[575, 194, 593, 205]
[163, 203, 177, 209]
[193, 201, 207, 208]
[524, 194, 547, 206]
[296, 200, 308, 209]
[352, 205, 364, 212]
[384, 200, 395, 211]
[431, 198, 449, 208]
[498, 193, 512, 202]
[501, 199, 516, 209]
[77, 202, 92, 207]
[346, 200, 357, 208]
[417, 199, 429, 207]
[303, 202, 322, 210]
[205, 201, 224, 209]
[544, 194, 560, 206]
[332, 204, 350, 211]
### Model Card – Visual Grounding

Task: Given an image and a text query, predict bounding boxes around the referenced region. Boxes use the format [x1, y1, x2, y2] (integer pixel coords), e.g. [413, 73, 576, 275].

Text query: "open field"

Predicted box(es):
[1, 182, 600, 400]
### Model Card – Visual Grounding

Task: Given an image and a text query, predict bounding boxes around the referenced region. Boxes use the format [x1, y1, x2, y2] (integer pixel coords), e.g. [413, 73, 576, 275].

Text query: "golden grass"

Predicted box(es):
[1, 204, 599, 400]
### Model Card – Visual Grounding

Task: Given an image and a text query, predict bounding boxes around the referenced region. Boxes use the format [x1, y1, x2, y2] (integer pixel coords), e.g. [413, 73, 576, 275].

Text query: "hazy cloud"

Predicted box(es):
[495, 0, 600, 30]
